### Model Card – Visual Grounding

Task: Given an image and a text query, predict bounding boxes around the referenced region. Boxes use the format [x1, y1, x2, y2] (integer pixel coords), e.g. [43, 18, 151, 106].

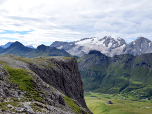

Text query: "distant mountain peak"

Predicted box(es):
[50, 36, 152, 57]
[136, 37, 151, 42]
[10, 41, 25, 48]
[123, 37, 152, 56]
[37, 44, 49, 52]
[38, 44, 46, 47]
[0, 41, 71, 58]
[0, 42, 13, 48]
[103, 36, 123, 41]
[137, 36, 145, 39]
[50, 36, 127, 57]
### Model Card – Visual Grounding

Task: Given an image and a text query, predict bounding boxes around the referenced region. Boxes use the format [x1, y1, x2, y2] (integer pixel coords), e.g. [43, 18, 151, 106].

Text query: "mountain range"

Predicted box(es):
[78, 50, 152, 99]
[1, 36, 152, 113]
[0, 42, 35, 49]
[1, 36, 152, 58]
[0, 41, 71, 58]
[0, 42, 13, 48]
[50, 36, 152, 57]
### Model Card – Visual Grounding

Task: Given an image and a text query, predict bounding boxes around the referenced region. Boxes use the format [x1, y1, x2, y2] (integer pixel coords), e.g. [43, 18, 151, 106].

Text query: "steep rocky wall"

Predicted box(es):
[28, 57, 87, 108]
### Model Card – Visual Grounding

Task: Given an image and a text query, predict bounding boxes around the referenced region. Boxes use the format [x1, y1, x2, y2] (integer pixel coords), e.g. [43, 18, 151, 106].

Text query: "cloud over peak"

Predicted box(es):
[0, 0, 152, 47]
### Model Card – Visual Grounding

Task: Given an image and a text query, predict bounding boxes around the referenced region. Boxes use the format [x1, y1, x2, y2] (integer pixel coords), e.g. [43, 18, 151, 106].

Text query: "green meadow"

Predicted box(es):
[84, 92, 152, 114]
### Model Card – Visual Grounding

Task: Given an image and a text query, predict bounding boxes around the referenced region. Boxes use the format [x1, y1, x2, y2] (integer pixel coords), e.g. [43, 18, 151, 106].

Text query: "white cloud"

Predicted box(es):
[0, 29, 5, 33]
[0, 0, 152, 46]
[0, 39, 14, 46]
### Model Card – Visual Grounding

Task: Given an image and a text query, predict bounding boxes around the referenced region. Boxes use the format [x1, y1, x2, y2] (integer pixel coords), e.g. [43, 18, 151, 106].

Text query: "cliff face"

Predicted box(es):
[0, 55, 91, 114]
[28, 57, 86, 107]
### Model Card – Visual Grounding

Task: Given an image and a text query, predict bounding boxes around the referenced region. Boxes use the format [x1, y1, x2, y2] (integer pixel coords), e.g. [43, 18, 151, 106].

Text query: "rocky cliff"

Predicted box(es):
[0, 55, 91, 114]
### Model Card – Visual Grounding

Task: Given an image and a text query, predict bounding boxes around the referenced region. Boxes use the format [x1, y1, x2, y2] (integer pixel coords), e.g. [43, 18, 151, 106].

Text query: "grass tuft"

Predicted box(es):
[3, 64, 44, 103]
[62, 96, 87, 114]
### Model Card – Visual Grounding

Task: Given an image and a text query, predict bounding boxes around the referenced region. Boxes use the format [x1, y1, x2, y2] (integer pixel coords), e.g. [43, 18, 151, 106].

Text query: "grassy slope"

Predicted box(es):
[63, 96, 87, 114]
[84, 92, 152, 114]
[3, 64, 44, 103]
[78, 53, 152, 99]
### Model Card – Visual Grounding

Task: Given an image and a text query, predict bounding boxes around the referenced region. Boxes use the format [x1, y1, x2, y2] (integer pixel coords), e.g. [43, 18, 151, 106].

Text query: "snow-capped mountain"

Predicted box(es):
[50, 36, 127, 57]
[50, 36, 152, 57]
[123, 37, 152, 56]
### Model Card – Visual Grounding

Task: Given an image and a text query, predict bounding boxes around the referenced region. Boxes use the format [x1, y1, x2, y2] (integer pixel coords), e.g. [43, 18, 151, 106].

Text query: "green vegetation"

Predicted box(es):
[84, 92, 152, 114]
[30, 103, 45, 112]
[0, 55, 88, 114]
[15, 56, 55, 69]
[64, 57, 72, 60]
[0, 98, 22, 112]
[3, 65, 44, 103]
[78, 53, 152, 98]
[62, 96, 87, 114]
[3, 65, 33, 92]
[77, 57, 83, 63]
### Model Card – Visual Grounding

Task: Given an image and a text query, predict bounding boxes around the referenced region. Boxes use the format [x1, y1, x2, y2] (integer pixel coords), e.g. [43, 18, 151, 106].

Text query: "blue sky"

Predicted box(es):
[0, 30, 34, 35]
[0, 0, 152, 47]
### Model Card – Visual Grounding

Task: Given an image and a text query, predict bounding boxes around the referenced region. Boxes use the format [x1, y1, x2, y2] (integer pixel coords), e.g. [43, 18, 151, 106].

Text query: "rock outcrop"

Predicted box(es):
[28, 57, 86, 107]
[0, 55, 91, 114]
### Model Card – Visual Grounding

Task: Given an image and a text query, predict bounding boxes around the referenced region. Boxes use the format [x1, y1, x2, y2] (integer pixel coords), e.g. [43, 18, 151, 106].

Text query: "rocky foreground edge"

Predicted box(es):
[0, 54, 92, 114]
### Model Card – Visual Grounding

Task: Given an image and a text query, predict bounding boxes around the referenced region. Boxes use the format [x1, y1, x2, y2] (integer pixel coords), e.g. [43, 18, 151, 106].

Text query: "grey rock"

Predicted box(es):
[123, 37, 152, 56]
[0, 55, 92, 114]
[15, 107, 25, 112]
[50, 36, 127, 57]
[28, 57, 87, 108]
[23, 103, 35, 113]
[0, 88, 6, 97]
[50, 36, 152, 57]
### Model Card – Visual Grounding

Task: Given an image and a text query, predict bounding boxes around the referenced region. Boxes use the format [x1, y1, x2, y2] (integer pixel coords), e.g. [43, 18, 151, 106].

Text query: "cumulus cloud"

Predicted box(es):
[0, 0, 152, 47]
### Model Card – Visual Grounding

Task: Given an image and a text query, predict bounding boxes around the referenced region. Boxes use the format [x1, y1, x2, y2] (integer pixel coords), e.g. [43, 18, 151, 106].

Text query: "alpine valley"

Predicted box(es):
[78, 50, 152, 99]
[50, 36, 152, 103]
[1, 36, 152, 114]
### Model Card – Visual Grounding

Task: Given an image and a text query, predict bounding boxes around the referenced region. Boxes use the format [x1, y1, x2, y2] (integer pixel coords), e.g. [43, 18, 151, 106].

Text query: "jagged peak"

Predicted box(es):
[38, 44, 57, 49]
[134, 37, 151, 44]
[9, 41, 25, 47]
[37, 44, 49, 51]
[38, 44, 47, 47]
[102, 36, 124, 41]
[136, 37, 151, 41]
